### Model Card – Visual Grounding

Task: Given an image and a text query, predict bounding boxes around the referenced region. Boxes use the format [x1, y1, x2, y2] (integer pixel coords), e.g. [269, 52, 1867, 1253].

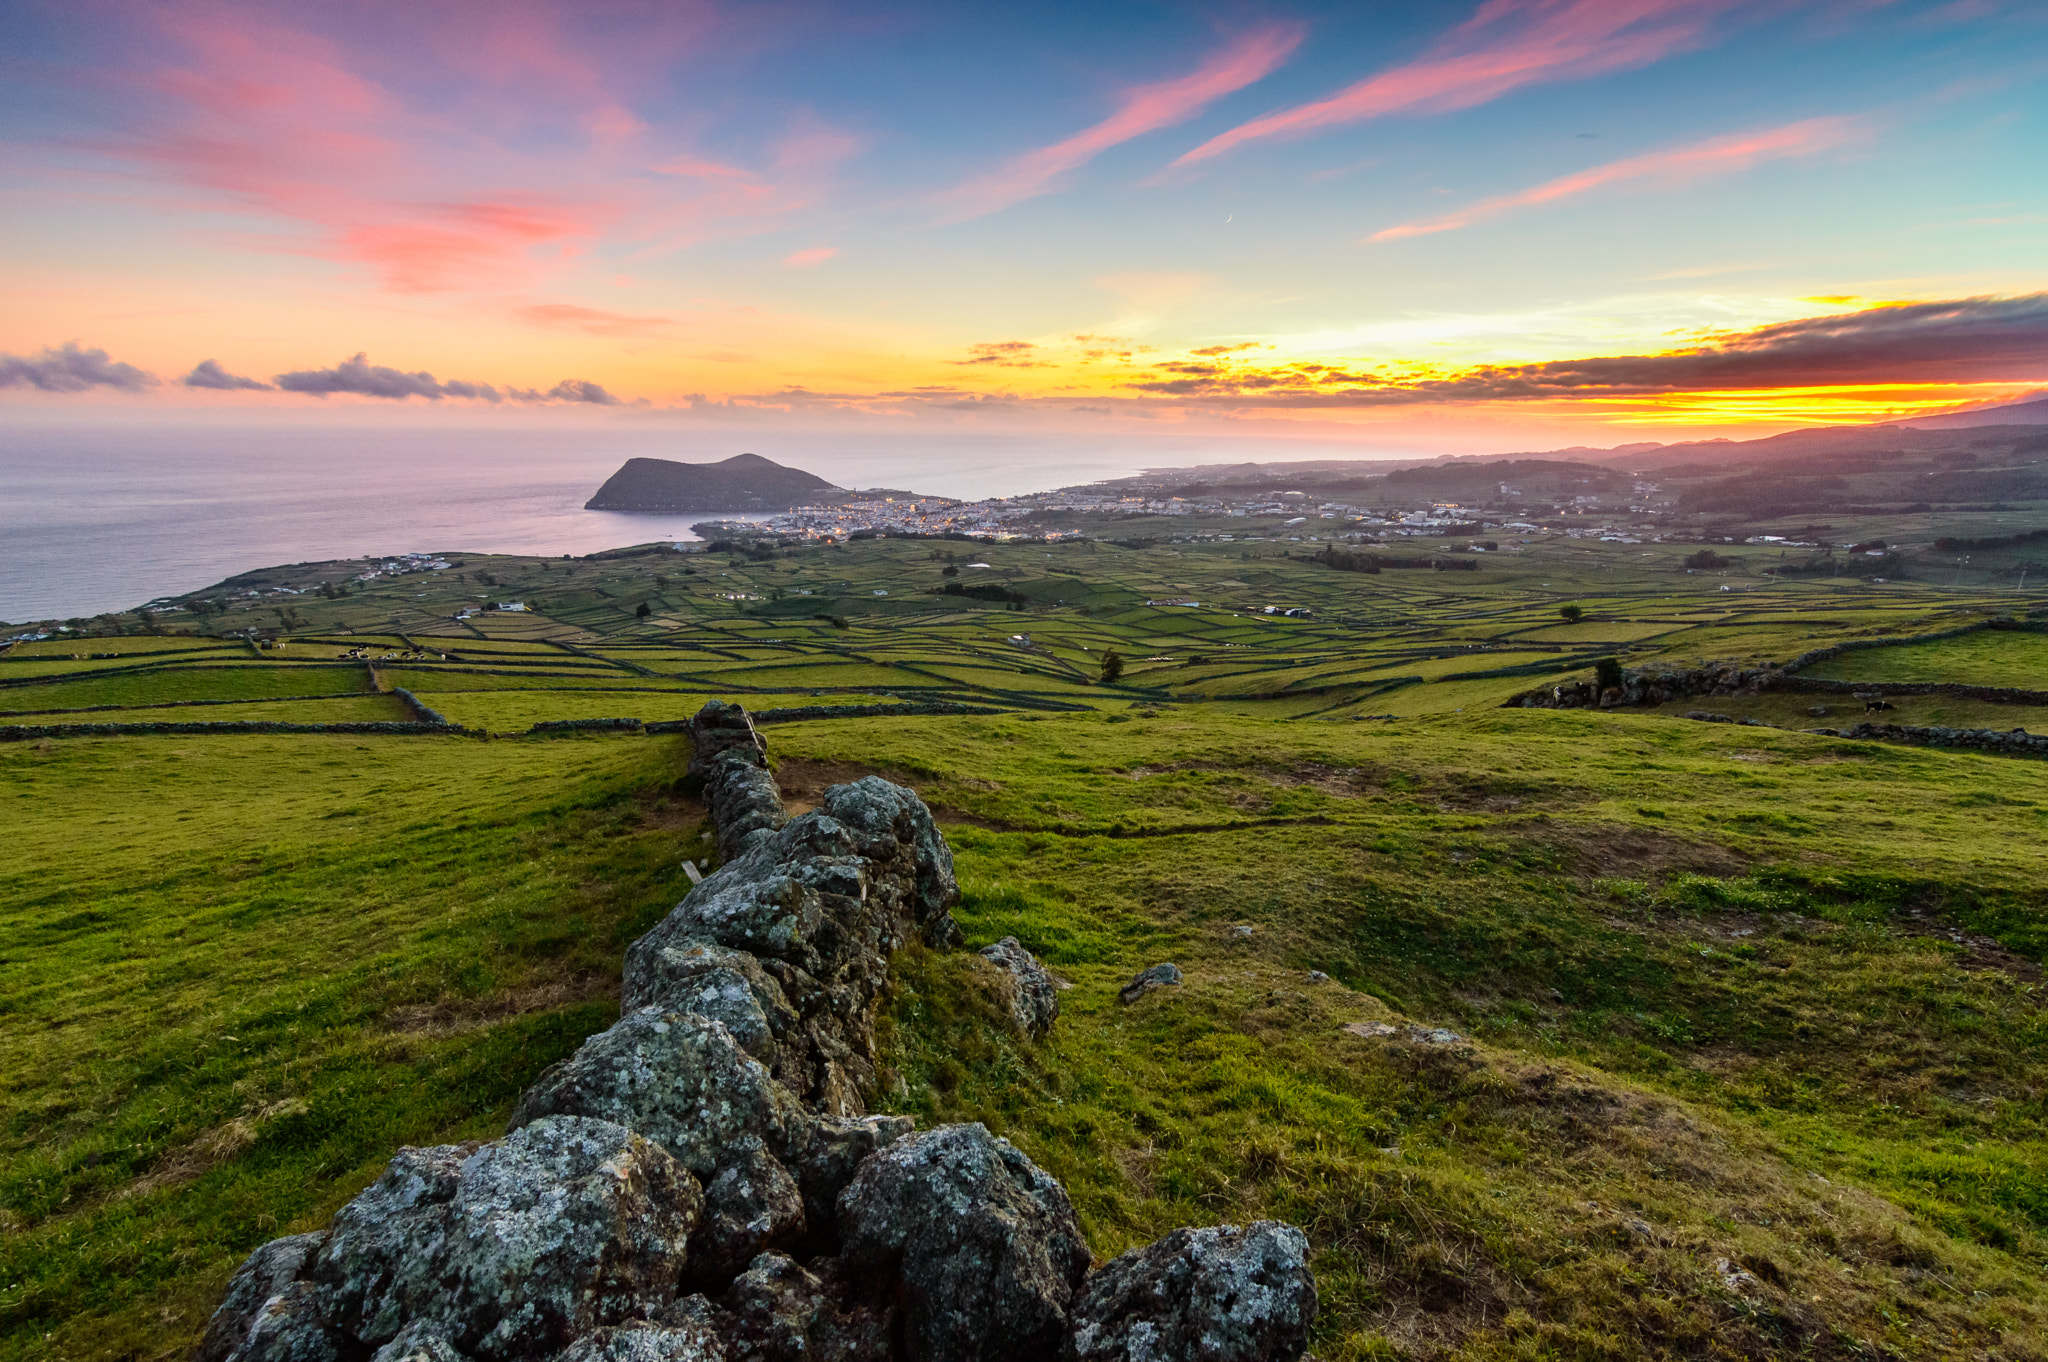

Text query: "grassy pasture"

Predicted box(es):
[1807, 629, 2048, 689]
[7, 535, 2048, 1359]
[0, 666, 371, 715]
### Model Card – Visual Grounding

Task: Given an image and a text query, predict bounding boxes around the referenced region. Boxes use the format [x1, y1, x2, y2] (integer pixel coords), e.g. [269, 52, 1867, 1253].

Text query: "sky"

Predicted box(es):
[2, 0, 2046, 459]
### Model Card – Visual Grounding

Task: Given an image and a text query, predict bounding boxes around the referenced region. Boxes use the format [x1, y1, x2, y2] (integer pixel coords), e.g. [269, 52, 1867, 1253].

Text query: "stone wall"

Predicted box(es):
[1813, 721, 2048, 758]
[198, 699, 1317, 1362]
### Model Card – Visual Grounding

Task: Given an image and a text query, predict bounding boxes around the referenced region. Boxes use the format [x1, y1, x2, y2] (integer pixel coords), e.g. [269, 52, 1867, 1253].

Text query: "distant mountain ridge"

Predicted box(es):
[1895, 396, 2048, 430]
[584, 454, 842, 512]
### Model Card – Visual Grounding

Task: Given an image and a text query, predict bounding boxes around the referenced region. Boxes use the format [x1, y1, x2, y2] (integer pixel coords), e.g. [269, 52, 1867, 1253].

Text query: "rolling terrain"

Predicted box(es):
[3, 529, 2047, 1360]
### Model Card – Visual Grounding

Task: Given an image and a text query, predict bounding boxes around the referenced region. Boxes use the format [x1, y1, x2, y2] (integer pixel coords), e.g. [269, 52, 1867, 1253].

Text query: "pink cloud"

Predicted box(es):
[1173, 0, 1753, 169]
[1367, 115, 1865, 241]
[783, 247, 838, 269]
[60, 1, 848, 292]
[940, 25, 1303, 221]
[517, 302, 676, 336]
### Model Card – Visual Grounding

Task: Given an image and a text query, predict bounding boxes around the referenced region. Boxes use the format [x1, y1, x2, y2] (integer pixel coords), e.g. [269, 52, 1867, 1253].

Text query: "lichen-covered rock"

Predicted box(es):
[509, 1010, 805, 1178]
[691, 1137, 808, 1288]
[622, 942, 800, 1063]
[688, 700, 767, 774]
[199, 1231, 330, 1362]
[221, 1281, 347, 1362]
[837, 1123, 1090, 1362]
[626, 770, 962, 1116]
[314, 1117, 701, 1360]
[978, 938, 1060, 1038]
[722, 1253, 893, 1362]
[786, 1114, 915, 1239]
[688, 701, 787, 861]
[554, 1316, 731, 1362]
[1118, 963, 1182, 1005]
[815, 777, 959, 926]
[371, 1321, 471, 1362]
[1067, 1222, 1316, 1362]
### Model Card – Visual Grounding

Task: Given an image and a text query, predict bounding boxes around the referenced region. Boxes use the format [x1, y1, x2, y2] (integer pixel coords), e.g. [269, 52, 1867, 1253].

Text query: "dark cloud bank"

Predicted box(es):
[183, 359, 271, 391]
[0, 343, 157, 392]
[1126, 293, 2048, 406]
[273, 353, 622, 404]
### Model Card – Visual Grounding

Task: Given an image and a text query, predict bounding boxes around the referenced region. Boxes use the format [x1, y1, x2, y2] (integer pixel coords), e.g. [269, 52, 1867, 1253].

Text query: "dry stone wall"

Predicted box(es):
[200, 699, 1316, 1362]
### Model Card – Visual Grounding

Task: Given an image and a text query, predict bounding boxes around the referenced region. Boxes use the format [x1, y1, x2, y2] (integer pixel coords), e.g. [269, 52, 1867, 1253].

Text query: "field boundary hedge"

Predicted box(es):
[0, 691, 371, 718]
[1777, 619, 1998, 676]
[1812, 721, 2048, 758]
[0, 720, 461, 741]
[1777, 677, 2048, 705]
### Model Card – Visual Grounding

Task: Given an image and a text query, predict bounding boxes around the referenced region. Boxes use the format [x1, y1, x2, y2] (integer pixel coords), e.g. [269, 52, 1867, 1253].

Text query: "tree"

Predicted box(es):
[942, 565, 960, 577]
[635, 602, 652, 618]
[1594, 656, 1625, 692]
[1559, 604, 1585, 624]
[1683, 549, 1728, 571]
[1099, 649, 1125, 684]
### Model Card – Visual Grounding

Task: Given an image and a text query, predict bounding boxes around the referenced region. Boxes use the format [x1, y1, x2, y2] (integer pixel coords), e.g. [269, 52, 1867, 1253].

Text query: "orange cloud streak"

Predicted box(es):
[1173, 0, 1747, 169]
[1368, 116, 1865, 241]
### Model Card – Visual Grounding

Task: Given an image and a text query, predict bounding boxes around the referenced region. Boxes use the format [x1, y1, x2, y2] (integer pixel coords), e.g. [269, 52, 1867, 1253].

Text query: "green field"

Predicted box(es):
[1807, 629, 2048, 690]
[5, 534, 2048, 1360]
[0, 665, 370, 715]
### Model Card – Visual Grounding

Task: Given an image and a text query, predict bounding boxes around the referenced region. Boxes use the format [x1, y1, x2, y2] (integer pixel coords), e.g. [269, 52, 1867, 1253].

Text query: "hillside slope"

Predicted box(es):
[584, 453, 841, 512]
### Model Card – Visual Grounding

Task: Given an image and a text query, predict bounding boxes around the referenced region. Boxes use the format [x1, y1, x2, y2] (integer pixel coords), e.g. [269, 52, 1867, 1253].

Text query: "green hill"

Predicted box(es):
[583, 452, 841, 512]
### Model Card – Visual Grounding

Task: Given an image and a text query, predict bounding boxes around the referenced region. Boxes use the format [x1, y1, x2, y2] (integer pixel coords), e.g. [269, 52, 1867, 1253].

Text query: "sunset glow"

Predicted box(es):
[2, 0, 2043, 450]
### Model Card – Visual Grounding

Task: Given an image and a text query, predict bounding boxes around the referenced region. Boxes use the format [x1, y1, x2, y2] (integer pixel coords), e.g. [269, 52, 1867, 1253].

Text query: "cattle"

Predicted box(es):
[1864, 697, 1896, 714]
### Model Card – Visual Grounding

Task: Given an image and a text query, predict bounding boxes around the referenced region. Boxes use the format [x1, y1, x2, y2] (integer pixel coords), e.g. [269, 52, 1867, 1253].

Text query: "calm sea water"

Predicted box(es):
[0, 422, 1302, 622]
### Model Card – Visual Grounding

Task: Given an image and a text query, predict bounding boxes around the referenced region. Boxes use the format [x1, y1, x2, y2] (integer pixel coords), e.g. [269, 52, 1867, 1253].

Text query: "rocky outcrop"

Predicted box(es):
[978, 938, 1061, 1038]
[1506, 662, 1777, 711]
[1069, 1223, 1317, 1362]
[837, 1123, 1091, 1362]
[201, 701, 1316, 1362]
[1118, 963, 1183, 1005]
[1819, 721, 2048, 758]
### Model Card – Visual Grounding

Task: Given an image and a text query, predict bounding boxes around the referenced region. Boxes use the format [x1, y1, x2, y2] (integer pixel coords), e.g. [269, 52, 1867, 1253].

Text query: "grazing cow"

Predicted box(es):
[1864, 697, 1895, 714]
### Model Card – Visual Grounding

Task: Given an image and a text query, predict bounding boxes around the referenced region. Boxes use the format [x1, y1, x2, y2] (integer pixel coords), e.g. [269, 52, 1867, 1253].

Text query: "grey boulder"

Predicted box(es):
[621, 941, 799, 1063]
[691, 1137, 808, 1288]
[978, 938, 1061, 1039]
[1118, 964, 1182, 1005]
[371, 1321, 471, 1361]
[221, 1281, 346, 1362]
[554, 1316, 731, 1362]
[198, 1231, 330, 1362]
[314, 1117, 701, 1360]
[1067, 1222, 1316, 1362]
[509, 1009, 805, 1178]
[837, 1123, 1090, 1362]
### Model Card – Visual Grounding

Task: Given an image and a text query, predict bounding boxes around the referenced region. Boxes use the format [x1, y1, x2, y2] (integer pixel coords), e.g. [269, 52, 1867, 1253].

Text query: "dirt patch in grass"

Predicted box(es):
[120, 1099, 310, 1201]
[773, 756, 1004, 823]
[384, 972, 617, 1041]
[1524, 822, 1751, 880]
[1893, 910, 2045, 982]
[1122, 758, 1380, 795]
[629, 790, 709, 830]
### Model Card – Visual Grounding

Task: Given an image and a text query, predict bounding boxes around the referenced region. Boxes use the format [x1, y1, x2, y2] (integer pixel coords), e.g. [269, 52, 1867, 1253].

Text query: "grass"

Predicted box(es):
[0, 666, 371, 715]
[1806, 629, 2048, 690]
[4, 536, 2047, 1359]
[0, 734, 705, 1359]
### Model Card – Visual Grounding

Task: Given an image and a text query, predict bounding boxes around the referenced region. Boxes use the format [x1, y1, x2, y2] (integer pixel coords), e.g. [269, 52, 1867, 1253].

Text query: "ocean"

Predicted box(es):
[0, 421, 1325, 622]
